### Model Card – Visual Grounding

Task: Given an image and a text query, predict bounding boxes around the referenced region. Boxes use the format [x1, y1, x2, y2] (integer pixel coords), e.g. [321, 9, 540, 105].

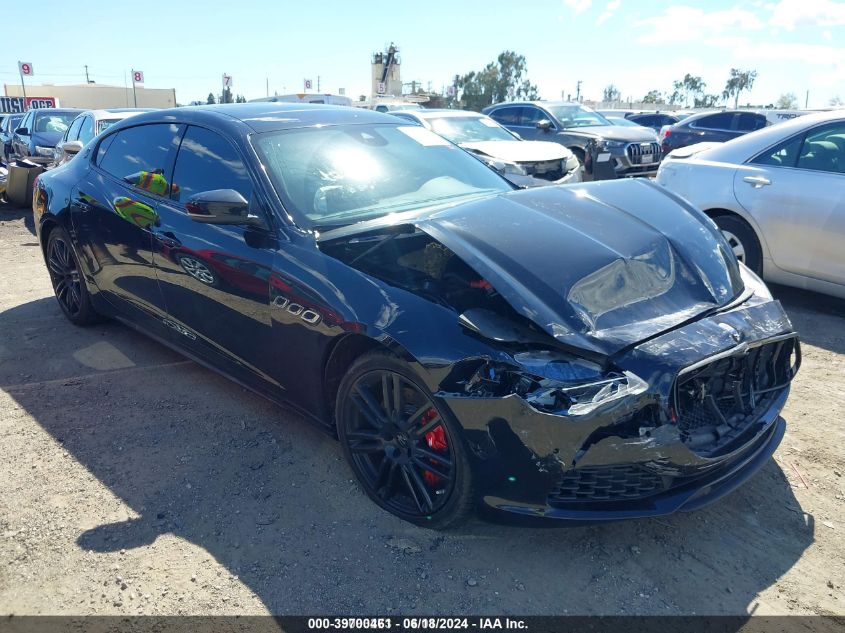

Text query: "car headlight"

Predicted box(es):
[35, 145, 54, 157]
[492, 159, 528, 176]
[462, 351, 648, 417]
[596, 139, 626, 150]
[564, 155, 580, 172]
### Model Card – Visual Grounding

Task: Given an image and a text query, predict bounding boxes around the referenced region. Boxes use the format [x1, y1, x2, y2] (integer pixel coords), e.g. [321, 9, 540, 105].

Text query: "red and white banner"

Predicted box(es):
[0, 96, 57, 114]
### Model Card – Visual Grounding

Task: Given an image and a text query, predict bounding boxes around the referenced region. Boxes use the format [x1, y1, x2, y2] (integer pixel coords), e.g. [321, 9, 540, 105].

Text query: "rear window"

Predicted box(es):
[691, 112, 734, 130]
[34, 112, 77, 133]
[736, 113, 767, 132]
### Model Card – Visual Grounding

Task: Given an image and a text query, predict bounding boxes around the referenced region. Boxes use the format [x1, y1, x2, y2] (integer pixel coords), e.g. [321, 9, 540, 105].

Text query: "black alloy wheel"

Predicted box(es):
[46, 227, 100, 325]
[337, 352, 473, 528]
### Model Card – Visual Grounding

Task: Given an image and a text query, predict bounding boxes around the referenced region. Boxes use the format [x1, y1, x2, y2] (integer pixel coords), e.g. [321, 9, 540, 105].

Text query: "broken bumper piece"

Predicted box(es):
[438, 299, 798, 522]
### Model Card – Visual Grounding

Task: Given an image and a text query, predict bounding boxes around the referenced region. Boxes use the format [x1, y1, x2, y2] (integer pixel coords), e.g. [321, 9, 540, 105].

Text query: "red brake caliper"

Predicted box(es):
[421, 408, 447, 486]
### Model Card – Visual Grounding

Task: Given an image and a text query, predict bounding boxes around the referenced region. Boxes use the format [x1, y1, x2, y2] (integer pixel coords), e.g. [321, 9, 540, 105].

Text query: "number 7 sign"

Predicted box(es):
[18, 61, 34, 76]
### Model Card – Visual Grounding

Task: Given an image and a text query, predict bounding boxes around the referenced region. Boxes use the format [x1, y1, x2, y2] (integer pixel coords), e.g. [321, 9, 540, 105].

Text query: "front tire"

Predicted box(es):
[336, 352, 474, 529]
[712, 214, 763, 275]
[46, 226, 101, 326]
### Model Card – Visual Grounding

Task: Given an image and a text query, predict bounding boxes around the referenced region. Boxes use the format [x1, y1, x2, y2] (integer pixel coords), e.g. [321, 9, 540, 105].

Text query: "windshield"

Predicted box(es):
[546, 105, 612, 128]
[34, 113, 77, 133]
[426, 116, 516, 143]
[607, 117, 640, 127]
[255, 123, 512, 229]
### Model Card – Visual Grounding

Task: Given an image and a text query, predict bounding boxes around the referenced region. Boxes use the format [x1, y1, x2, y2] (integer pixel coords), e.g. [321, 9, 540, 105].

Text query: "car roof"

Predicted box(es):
[487, 101, 581, 108]
[80, 108, 154, 119]
[400, 109, 484, 120]
[116, 103, 395, 134]
[33, 108, 82, 116]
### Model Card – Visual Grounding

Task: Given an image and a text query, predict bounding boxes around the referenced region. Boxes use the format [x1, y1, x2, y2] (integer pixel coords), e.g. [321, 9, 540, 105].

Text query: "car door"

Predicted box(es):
[151, 124, 281, 391]
[509, 106, 553, 141]
[686, 112, 737, 144]
[70, 123, 181, 338]
[11, 110, 33, 158]
[486, 106, 523, 135]
[733, 121, 845, 285]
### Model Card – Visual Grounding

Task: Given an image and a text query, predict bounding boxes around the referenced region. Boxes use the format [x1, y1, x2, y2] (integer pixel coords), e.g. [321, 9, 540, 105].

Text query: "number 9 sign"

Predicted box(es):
[133, 71, 144, 84]
[18, 61, 34, 76]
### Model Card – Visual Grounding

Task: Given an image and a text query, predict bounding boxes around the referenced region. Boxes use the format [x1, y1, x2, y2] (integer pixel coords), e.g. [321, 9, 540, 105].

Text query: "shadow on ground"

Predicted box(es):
[0, 297, 816, 615]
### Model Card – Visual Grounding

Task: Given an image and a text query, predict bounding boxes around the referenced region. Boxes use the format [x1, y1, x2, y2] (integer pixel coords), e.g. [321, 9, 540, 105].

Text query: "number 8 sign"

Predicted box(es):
[18, 61, 34, 76]
[133, 71, 144, 84]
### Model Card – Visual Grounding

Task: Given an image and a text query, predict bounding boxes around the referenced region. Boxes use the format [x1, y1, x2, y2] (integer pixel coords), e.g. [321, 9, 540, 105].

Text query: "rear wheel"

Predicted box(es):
[712, 214, 763, 274]
[336, 352, 474, 529]
[46, 226, 101, 326]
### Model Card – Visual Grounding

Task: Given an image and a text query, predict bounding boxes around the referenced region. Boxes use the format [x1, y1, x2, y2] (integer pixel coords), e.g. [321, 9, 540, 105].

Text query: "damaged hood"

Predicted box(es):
[320, 179, 744, 357]
[460, 140, 572, 163]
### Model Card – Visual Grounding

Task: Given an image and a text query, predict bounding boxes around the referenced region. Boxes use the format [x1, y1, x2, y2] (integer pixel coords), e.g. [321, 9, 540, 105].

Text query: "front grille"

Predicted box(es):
[673, 336, 799, 456]
[626, 142, 661, 165]
[548, 464, 667, 504]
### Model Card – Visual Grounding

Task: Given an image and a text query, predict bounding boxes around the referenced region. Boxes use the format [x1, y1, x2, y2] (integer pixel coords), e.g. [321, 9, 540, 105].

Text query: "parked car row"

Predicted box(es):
[390, 108, 581, 187]
[32, 103, 802, 528]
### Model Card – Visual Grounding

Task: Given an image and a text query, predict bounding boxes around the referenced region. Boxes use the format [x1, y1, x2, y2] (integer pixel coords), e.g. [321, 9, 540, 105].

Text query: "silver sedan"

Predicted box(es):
[656, 110, 845, 299]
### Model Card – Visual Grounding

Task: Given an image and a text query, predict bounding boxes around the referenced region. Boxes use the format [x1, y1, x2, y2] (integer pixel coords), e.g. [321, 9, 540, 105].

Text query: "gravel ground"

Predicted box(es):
[0, 202, 843, 616]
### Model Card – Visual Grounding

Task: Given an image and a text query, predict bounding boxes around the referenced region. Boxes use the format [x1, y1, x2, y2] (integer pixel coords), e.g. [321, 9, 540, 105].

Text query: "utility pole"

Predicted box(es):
[805, 90, 809, 109]
[85, 65, 90, 84]
[130, 69, 138, 107]
[575, 80, 582, 102]
[266, 77, 269, 97]
[317, 75, 321, 92]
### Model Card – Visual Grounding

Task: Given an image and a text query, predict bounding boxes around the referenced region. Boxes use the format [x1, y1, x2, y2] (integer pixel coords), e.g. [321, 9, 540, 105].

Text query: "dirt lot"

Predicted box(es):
[0, 202, 843, 616]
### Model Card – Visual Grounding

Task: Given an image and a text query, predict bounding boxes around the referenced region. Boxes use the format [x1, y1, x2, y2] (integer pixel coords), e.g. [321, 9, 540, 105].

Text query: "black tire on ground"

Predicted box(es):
[45, 226, 102, 326]
[336, 351, 475, 529]
[712, 214, 763, 275]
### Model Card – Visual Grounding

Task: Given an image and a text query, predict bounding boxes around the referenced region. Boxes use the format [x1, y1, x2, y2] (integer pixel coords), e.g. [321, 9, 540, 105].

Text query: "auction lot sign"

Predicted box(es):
[0, 96, 57, 114]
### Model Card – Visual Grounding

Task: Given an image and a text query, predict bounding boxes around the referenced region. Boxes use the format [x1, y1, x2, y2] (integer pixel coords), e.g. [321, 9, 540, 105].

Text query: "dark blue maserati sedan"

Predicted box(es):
[33, 104, 799, 528]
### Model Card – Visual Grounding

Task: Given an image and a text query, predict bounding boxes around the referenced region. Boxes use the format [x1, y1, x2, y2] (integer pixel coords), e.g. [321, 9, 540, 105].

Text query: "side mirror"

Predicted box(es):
[61, 140, 84, 155]
[15, 127, 29, 136]
[185, 189, 258, 225]
[536, 119, 552, 132]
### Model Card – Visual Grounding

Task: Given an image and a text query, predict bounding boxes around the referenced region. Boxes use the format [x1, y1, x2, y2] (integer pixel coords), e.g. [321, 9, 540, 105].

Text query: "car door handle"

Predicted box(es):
[74, 199, 93, 212]
[743, 175, 771, 188]
[154, 231, 181, 248]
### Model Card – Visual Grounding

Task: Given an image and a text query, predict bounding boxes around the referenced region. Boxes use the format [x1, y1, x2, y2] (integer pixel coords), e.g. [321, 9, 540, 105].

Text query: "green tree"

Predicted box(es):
[206, 92, 217, 105]
[672, 74, 706, 107]
[222, 87, 233, 104]
[830, 95, 843, 106]
[776, 92, 798, 109]
[723, 69, 758, 108]
[235, 94, 247, 103]
[695, 94, 720, 108]
[456, 51, 540, 111]
[602, 84, 621, 103]
[642, 90, 662, 104]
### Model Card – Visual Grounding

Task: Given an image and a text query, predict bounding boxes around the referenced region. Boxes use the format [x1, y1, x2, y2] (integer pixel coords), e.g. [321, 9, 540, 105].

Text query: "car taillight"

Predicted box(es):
[663, 129, 671, 138]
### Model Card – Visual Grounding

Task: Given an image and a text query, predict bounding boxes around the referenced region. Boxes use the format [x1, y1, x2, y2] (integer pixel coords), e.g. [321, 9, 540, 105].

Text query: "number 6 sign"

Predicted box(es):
[18, 61, 34, 76]
[133, 70, 144, 84]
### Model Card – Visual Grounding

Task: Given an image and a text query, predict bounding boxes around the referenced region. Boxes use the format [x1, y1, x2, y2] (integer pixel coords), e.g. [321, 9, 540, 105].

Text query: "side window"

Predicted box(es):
[170, 126, 252, 203]
[691, 112, 734, 130]
[751, 136, 803, 168]
[19, 111, 32, 132]
[65, 116, 84, 142]
[78, 116, 96, 144]
[488, 107, 520, 126]
[519, 107, 548, 126]
[796, 124, 845, 174]
[98, 123, 181, 196]
[736, 113, 767, 132]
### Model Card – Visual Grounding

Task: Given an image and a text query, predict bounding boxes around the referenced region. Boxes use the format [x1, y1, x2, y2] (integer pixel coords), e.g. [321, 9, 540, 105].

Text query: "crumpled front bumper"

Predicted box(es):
[438, 298, 798, 522]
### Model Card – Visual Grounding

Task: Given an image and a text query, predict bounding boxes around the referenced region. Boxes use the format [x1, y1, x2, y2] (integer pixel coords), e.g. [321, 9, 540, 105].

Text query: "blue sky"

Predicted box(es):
[4, 0, 844, 107]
